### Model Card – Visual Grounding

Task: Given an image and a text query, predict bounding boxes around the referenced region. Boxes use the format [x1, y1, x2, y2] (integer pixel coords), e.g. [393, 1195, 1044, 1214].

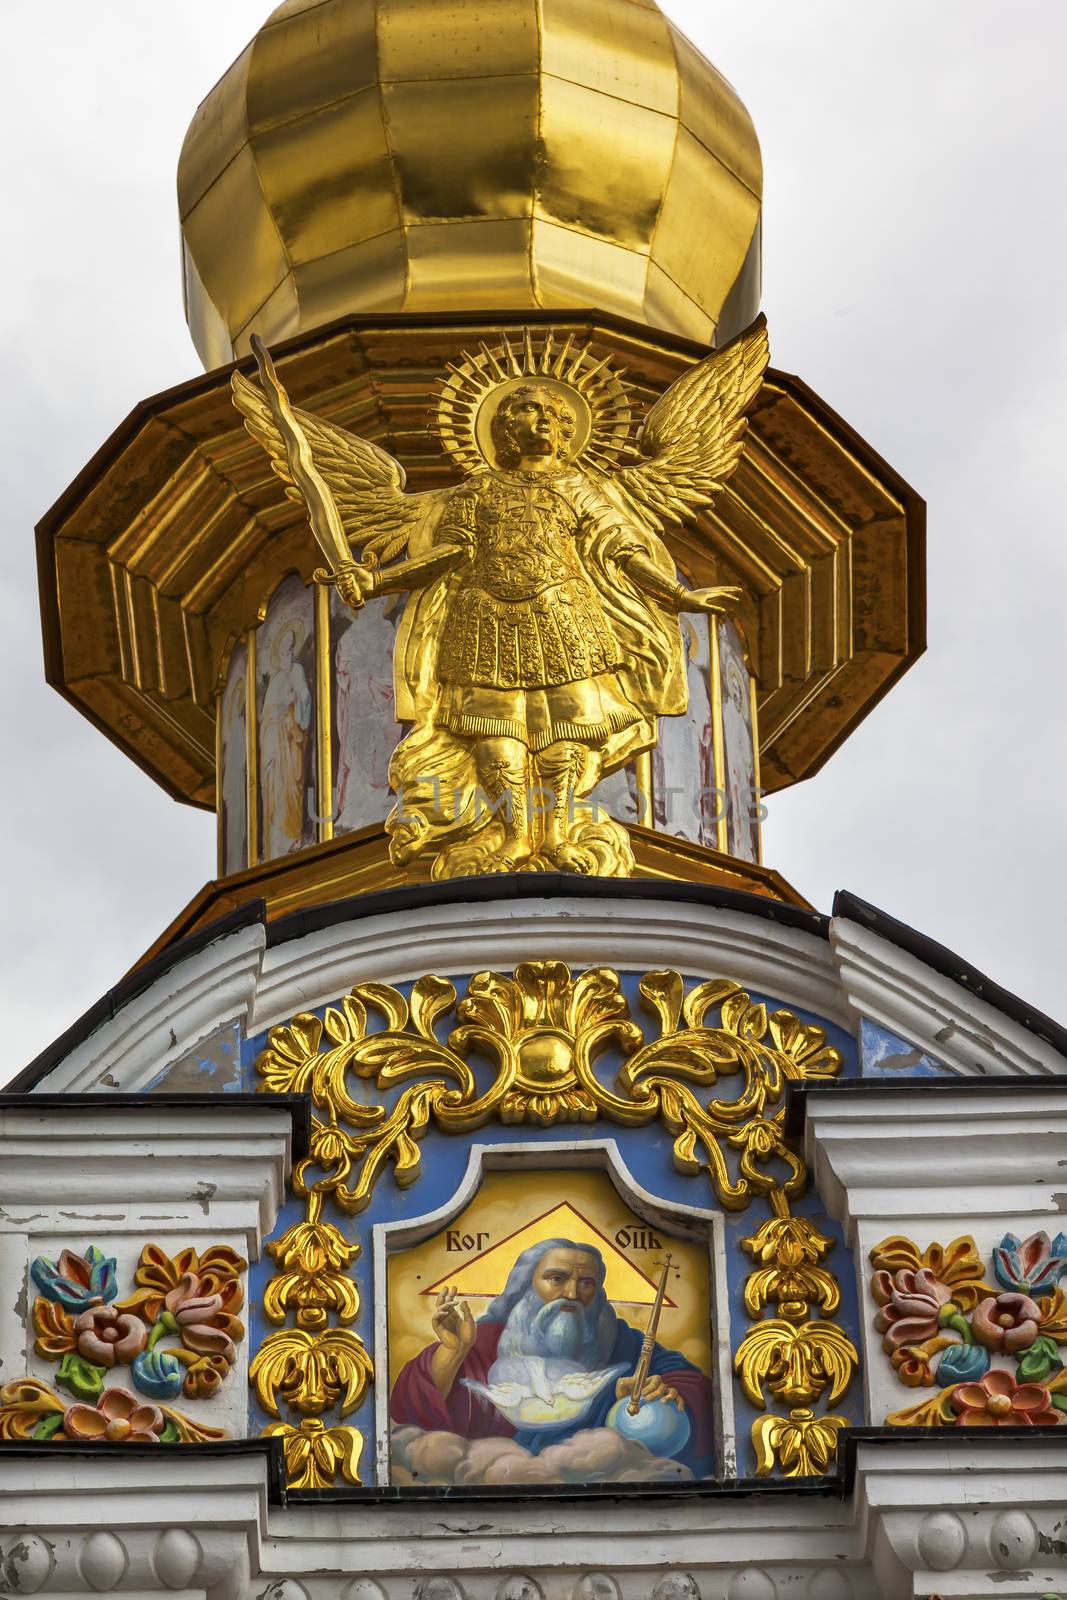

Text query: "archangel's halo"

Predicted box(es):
[178, 0, 763, 368]
[438, 330, 633, 475]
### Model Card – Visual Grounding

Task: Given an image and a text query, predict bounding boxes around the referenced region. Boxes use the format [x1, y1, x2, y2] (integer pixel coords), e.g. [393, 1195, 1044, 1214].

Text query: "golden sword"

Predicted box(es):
[250, 333, 369, 608]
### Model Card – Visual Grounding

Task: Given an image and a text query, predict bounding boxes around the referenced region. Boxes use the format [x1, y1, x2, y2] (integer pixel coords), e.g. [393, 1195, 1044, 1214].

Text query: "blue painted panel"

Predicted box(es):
[859, 1017, 948, 1078]
[144, 1022, 243, 1093]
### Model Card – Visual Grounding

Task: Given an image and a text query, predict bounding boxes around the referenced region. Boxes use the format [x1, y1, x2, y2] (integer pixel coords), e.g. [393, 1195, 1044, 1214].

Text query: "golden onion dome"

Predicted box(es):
[178, 0, 763, 370]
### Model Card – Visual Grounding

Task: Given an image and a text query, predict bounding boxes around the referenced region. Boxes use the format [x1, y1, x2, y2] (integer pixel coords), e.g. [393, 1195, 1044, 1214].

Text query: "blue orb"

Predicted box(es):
[606, 1397, 691, 1458]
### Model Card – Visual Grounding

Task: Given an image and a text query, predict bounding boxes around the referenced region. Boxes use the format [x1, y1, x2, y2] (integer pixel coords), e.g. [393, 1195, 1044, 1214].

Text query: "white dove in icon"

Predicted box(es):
[462, 1357, 630, 1429]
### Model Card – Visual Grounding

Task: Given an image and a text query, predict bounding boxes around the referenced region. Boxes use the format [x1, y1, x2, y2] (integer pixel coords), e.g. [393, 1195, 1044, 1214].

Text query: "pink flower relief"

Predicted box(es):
[872, 1267, 952, 1350]
[164, 1272, 236, 1363]
[949, 1367, 1060, 1427]
[62, 1387, 164, 1442]
[73, 1306, 148, 1368]
[971, 1292, 1042, 1355]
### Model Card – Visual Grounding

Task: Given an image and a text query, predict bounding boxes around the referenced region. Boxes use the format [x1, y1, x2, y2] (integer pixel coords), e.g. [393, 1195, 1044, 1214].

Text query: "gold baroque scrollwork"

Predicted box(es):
[252, 960, 856, 1486]
[741, 1213, 840, 1321]
[734, 1317, 858, 1408]
[263, 1218, 362, 1329]
[258, 964, 841, 1214]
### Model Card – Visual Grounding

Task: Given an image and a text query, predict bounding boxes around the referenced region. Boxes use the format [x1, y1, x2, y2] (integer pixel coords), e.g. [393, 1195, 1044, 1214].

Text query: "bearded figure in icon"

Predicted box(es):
[233, 322, 768, 880]
[389, 1239, 714, 1478]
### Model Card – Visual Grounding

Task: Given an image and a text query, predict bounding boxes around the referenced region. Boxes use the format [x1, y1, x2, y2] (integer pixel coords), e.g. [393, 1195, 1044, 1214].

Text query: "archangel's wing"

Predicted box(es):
[603, 315, 769, 533]
[232, 367, 436, 564]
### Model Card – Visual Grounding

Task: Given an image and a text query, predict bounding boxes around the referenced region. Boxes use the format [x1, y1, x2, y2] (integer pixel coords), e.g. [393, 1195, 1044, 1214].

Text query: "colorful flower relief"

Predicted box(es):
[0, 1242, 247, 1443]
[868, 1230, 1067, 1427]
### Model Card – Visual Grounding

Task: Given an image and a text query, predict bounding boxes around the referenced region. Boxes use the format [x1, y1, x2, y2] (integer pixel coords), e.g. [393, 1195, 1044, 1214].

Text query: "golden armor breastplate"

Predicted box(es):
[436, 476, 622, 690]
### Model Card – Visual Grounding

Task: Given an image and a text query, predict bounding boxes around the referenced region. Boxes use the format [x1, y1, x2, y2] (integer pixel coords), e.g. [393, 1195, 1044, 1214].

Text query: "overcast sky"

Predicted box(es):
[1, 1, 1065, 1077]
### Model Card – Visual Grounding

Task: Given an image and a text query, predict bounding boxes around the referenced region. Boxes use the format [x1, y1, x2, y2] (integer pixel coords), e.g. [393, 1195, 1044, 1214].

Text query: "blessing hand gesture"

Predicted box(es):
[431, 1287, 477, 1356]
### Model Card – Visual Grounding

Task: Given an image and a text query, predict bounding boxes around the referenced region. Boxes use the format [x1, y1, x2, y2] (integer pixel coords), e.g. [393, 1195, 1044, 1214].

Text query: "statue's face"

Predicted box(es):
[501, 385, 563, 459]
[533, 1247, 600, 1307]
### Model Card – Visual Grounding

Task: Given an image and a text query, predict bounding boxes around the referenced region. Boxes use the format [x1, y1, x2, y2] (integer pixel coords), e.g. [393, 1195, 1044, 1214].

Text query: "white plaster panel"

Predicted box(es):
[0, 1452, 267, 1596]
[802, 1089, 1067, 1231]
[0, 1227, 30, 1389]
[853, 1210, 1066, 1428]
[0, 1105, 292, 1452]
[16, 1228, 251, 1440]
[858, 1439, 1067, 1599]
[0, 1108, 293, 1253]
[804, 1088, 1067, 1432]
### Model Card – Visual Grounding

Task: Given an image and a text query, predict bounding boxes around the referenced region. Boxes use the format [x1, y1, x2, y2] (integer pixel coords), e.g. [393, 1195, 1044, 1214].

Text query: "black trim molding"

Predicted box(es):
[265, 873, 829, 949]
[1, 1425, 1062, 1510]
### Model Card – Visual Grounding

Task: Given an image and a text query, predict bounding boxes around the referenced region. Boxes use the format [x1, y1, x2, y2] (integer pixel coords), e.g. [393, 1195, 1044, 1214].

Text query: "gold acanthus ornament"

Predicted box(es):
[255, 963, 839, 1214]
[232, 322, 768, 881]
[750, 1407, 849, 1477]
[736, 1202, 857, 1476]
[263, 1416, 364, 1492]
[250, 1326, 372, 1417]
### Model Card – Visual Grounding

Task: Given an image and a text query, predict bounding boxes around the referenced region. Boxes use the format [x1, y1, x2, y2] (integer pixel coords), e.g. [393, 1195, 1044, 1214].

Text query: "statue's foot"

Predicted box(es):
[535, 820, 636, 879]
[387, 814, 429, 867]
[435, 834, 534, 879]
[492, 853, 534, 874]
[540, 839, 600, 875]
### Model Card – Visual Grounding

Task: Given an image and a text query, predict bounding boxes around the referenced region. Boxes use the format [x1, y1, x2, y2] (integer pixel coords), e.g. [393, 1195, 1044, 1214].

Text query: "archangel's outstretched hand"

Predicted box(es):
[685, 585, 743, 616]
[330, 560, 377, 613]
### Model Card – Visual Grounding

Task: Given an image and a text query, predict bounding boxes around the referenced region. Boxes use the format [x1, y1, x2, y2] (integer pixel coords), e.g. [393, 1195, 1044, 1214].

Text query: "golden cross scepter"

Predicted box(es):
[249, 334, 370, 609]
[627, 1252, 674, 1415]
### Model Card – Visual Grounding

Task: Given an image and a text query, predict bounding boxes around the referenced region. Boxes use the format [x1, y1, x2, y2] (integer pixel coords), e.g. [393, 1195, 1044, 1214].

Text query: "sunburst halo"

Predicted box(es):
[437, 328, 635, 475]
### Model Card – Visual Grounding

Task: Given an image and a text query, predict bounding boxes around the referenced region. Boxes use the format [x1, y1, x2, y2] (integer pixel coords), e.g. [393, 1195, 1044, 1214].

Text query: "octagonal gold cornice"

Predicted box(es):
[36, 309, 924, 812]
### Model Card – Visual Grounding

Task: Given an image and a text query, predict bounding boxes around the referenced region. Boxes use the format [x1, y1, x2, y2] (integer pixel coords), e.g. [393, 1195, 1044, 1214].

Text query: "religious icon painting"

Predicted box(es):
[716, 616, 760, 863]
[385, 1169, 716, 1486]
[219, 641, 247, 874]
[654, 613, 716, 848]
[255, 575, 316, 860]
[330, 586, 404, 837]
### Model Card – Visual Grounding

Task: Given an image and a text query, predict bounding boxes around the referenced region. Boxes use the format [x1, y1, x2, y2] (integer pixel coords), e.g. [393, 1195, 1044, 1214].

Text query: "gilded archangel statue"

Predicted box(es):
[232, 320, 768, 880]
